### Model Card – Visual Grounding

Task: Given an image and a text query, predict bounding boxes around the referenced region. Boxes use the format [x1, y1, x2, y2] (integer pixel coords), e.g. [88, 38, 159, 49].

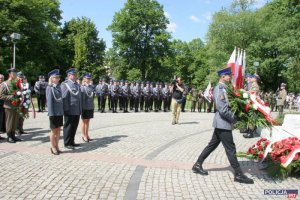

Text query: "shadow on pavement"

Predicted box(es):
[64, 135, 128, 153]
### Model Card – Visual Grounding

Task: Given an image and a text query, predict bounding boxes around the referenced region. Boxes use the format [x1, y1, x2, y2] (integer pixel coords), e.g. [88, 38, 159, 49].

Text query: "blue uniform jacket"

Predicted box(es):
[61, 79, 82, 115]
[212, 82, 236, 130]
[46, 84, 64, 116]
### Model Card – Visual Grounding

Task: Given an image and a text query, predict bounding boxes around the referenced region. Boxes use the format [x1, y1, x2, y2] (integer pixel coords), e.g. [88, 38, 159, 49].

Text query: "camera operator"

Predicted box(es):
[170, 77, 185, 125]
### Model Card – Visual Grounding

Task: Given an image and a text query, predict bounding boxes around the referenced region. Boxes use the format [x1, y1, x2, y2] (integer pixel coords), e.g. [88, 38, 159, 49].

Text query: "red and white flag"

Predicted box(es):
[235, 50, 243, 89]
[227, 47, 236, 73]
[204, 81, 213, 103]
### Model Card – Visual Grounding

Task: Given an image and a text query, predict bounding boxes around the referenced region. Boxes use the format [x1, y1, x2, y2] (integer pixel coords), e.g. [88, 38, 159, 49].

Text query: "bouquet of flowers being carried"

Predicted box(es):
[226, 84, 276, 130]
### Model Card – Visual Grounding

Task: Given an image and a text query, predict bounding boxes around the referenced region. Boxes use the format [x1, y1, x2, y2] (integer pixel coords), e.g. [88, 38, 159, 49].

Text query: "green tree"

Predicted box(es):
[0, 0, 62, 81]
[60, 17, 106, 78]
[107, 0, 171, 80]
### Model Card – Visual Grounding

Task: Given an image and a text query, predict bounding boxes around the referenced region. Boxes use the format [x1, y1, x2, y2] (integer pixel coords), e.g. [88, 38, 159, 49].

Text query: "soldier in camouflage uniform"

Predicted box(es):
[189, 86, 198, 112]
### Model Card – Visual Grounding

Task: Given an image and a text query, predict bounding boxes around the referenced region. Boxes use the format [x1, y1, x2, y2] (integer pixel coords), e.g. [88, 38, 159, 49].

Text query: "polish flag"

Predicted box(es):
[235, 50, 243, 89]
[226, 47, 236, 74]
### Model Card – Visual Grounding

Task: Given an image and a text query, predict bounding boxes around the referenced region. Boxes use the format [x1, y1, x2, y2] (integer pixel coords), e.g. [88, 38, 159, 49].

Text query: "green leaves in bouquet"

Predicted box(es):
[226, 83, 272, 130]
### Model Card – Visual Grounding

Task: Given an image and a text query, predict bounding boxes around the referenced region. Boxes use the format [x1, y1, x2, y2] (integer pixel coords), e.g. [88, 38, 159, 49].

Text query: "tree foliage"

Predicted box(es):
[60, 17, 106, 78]
[107, 0, 171, 80]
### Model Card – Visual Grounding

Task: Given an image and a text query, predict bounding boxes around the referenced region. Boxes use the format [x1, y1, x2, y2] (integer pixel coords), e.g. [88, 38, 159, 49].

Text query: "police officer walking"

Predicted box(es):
[61, 68, 82, 149]
[34, 75, 47, 112]
[192, 68, 254, 184]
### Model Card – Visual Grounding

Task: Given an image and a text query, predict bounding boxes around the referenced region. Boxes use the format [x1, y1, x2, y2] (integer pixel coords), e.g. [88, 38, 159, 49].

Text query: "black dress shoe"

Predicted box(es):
[13, 137, 22, 142]
[51, 148, 59, 155]
[73, 143, 80, 147]
[7, 137, 16, 143]
[82, 137, 89, 143]
[65, 145, 74, 150]
[192, 163, 208, 175]
[234, 173, 254, 184]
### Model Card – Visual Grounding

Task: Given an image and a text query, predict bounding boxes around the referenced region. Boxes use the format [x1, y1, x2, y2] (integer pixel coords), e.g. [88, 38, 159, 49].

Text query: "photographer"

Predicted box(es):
[170, 77, 185, 125]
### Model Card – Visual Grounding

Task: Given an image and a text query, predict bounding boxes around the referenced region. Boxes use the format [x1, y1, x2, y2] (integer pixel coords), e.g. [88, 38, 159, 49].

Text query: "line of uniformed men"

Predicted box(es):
[94, 80, 174, 113]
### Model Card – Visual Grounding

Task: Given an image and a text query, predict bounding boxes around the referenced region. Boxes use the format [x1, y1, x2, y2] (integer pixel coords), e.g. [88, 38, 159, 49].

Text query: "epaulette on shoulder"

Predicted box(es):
[63, 80, 68, 83]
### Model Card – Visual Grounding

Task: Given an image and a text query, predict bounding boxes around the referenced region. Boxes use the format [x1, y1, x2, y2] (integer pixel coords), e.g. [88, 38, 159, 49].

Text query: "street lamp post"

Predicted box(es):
[10, 33, 21, 69]
[253, 61, 259, 74]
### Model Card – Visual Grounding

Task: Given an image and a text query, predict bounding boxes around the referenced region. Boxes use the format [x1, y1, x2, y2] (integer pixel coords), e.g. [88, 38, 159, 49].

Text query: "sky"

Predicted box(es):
[59, 0, 267, 49]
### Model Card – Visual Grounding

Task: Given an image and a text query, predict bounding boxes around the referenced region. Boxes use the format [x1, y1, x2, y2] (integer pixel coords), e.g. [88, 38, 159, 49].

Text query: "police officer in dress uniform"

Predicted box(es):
[122, 80, 130, 113]
[149, 82, 154, 110]
[161, 82, 169, 112]
[139, 82, 145, 111]
[61, 68, 82, 150]
[80, 73, 95, 142]
[192, 68, 254, 184]
[118, 80, 124, 111]
[129, 81, 135, 111]
[46, 69, 63, 155]
[95, 80, 103, 111]
[0, 68, 22, 143]
[143, 81, 151, 112]
[110, 80, 118, 113]
[132, 81, 140, 112]
[34, 75, 47, 112]
[153, 82, 161, 112]
[107, 80, 113, 110]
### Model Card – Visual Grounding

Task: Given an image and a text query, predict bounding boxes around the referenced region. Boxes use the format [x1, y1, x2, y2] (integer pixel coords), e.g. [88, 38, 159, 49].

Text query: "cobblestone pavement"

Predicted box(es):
[0, 111, 299, 200]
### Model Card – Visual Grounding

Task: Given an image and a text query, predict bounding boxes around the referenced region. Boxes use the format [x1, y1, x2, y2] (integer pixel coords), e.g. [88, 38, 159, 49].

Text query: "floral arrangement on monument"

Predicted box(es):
[226, 84, 276, 130]
[246, 138, 270, 160]
[238, 137, 300, 178]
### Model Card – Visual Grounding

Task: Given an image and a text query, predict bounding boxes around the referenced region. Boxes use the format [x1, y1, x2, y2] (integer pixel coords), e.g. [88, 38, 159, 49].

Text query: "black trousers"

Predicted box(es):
[119, 96, 124, 110]
[197, 128, 241, 173]
[97, 96, 101, 110]
[111, 96, 118, 112]
[123, 97, 129, 112]
[100, 95, 106, 112]
[134, 97, 139, 112]
[144, 96, 150, 111]
[37, 94, 46, 111]
[63, 115, 80, 146]
[163, 98, 168, 111]
[154, 97, 159, 111]
[108, 95, 112, 110]
[140, 96, 144, 110]
[149, 96, 153, 110]
[129, 96, 134, 110]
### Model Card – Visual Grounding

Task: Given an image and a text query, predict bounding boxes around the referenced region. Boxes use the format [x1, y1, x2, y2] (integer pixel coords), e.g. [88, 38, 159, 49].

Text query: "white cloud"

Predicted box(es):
[167, 22, 178, 32]
[202, 12, 212, 22]
[190, 15, 200, 23]
[164, 11, 171, 18]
